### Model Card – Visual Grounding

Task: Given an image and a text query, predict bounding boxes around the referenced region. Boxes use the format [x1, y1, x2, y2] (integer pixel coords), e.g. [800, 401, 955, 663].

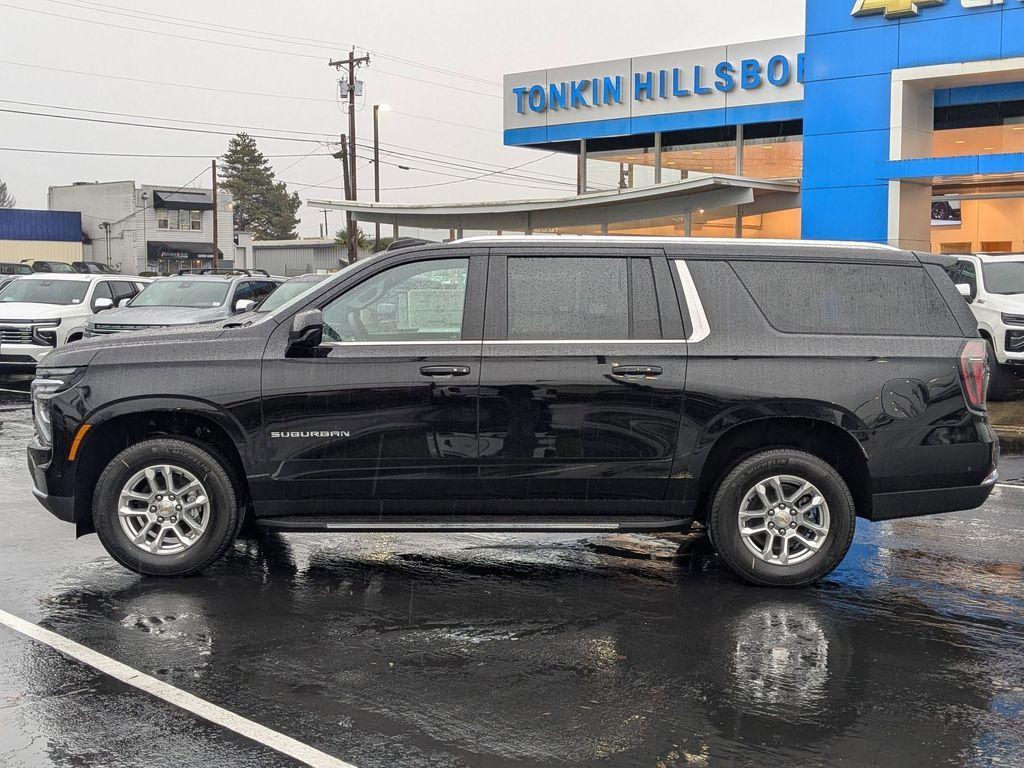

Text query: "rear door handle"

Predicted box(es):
[420, 365, 471, 378]
[612, 365, 663, 377]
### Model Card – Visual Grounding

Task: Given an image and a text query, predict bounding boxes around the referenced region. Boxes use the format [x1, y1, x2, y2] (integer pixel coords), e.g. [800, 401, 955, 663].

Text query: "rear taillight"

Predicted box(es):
[959, 339, 989, 412]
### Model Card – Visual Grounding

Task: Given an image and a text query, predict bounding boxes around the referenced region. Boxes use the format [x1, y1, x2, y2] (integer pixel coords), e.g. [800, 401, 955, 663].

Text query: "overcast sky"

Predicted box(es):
[0, 0, 805, 237]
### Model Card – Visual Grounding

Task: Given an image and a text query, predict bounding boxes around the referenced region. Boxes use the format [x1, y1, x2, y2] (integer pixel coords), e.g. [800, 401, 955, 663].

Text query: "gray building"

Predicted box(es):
[248, 238, 362, 276]
[48, 180, 235, 275]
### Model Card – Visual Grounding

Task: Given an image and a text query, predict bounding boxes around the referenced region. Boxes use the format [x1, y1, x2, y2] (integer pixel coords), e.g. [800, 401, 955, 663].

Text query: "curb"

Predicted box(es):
[993, 425, 1024, 452]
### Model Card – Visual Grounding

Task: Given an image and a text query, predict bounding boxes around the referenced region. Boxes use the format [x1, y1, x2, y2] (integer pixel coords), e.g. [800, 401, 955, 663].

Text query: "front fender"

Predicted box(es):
[77, 395, 259, 473]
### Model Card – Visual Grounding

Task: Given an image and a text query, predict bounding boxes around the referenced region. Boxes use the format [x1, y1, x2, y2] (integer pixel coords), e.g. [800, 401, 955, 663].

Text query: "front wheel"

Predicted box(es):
[708, 449, 856, 587]
[92, 438, 241, 576]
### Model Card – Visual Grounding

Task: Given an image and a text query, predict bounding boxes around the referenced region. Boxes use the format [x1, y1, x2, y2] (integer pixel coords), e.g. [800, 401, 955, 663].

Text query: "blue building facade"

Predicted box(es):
[502, 1, 1024, 252]
[0, 209, 82, 242]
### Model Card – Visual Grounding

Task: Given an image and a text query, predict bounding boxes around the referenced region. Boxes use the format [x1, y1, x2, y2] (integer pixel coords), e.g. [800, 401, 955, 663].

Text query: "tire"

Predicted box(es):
[707, 449, 856, 587]
[92, 438, 241, 576]
[986, 341, 1014, 402]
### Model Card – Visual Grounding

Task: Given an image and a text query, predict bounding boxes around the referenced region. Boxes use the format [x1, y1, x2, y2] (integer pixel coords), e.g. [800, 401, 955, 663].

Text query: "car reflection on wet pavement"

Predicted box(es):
[0, 391, 1022, 768]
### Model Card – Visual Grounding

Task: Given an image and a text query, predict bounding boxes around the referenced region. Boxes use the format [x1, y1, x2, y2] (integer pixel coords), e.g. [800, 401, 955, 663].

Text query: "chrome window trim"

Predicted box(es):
[673, 260, 711, 344]
[321, 339, 690, 347]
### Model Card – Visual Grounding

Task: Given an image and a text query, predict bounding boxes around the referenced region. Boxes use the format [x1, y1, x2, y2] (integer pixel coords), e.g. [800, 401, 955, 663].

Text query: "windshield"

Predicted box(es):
[982, 262, 1024, 295]
[38, 262, 75, 273]
[0, 279, 89, 305]
[130, 280, 230, 308]
[267, 256, 382, 319]
[256, 280, 323, 313]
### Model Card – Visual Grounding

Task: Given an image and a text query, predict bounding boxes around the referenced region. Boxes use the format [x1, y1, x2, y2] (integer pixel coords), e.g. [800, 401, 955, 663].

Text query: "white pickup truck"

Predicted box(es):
[0, 273, 148, 370]
[944, 253, 1024, 400]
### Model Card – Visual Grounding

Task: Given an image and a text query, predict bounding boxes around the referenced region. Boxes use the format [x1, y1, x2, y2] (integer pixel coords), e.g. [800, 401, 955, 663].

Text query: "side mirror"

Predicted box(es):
[287, 309, 324, 356]
[956, 283, 973, 301]
[234, 298, 256, 313]
[93, 297, 114, 313]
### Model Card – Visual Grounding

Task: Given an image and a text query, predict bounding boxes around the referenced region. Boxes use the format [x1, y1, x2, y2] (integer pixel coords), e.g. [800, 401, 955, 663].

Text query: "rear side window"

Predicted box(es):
[507, 256, 661, 340]
[731, 261, 961, 337]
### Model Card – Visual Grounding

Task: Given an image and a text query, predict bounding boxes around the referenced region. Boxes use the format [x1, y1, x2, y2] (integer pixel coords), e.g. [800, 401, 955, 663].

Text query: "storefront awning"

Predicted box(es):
[147, 241, 222, 259]
[152, 190, 214, 211]
[308, 175, 800, 233]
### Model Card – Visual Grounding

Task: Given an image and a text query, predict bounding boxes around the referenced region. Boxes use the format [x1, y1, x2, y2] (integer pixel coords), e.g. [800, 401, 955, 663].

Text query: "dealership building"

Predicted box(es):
[316, 1, 1024, 254]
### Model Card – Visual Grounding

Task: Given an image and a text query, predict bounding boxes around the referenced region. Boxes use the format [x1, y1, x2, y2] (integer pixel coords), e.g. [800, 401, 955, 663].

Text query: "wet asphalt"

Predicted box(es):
[0, 387, 1022, 768]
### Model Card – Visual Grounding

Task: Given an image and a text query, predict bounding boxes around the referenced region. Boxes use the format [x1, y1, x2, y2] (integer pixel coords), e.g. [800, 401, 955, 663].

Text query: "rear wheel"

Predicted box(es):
[93, 438, 241, 576]
[708, 449, 856, 587]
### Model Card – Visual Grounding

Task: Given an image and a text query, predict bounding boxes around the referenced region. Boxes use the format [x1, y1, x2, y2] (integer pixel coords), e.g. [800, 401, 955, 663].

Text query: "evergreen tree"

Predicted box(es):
[0, 178, 15, 208]
[219, 133, 300, 240]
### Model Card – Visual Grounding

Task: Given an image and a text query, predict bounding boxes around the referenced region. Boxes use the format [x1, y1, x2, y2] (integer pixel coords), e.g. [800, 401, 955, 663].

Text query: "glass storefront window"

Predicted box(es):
[586, 147, 656, 192]
[931, 195, 1024, 254]
[741, 136, 803, 180]
[662, 140, 737, 181]
[933, 122, 1024, 158]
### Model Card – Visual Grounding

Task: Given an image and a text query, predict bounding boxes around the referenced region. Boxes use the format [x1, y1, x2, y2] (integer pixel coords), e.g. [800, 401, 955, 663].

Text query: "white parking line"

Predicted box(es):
[0, 608, 357, 768]
[996, 483, 1024, 490]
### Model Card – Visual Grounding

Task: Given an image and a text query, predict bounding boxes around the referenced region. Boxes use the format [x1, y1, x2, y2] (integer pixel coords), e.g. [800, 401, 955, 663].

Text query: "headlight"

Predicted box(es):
[31, 367, 85, 448]
[1002, 313, 1024, 327]
[30, 319, 61, 346]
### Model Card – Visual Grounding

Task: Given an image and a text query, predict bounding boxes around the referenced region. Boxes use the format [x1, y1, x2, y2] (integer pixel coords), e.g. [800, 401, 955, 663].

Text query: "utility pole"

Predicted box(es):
[333, 137, 356, 263]
[211, 159, 219, 269]
[329, 49, 370, 261]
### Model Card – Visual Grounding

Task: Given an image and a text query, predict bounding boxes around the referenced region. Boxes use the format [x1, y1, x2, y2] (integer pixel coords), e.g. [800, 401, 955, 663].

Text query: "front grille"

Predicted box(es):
[1006, 330, 1024, 353]
[0, 327, 33, 344]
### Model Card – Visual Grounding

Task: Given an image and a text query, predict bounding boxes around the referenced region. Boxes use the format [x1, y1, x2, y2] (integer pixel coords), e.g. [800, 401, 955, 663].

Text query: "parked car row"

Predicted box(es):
[24, 237, 998, 588]
[0, 259, 122, 275]
[0, 267, 322, 369]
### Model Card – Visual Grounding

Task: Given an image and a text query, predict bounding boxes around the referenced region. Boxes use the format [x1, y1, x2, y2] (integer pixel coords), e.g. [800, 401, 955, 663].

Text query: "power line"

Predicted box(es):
[0, 58, 497, 133]
[0, 147, 332, 159]
[0, 103, 576, 189]
[0, 99, 339, 141]
[1, 1, 501, 99]
[0, 106, 328, 144]
[47, 0, 502, 88]
[284, 152, 574, 194]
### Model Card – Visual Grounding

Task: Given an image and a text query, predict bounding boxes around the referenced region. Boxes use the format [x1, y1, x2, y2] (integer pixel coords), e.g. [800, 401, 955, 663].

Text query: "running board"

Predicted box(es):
[256, 516, 693, 534]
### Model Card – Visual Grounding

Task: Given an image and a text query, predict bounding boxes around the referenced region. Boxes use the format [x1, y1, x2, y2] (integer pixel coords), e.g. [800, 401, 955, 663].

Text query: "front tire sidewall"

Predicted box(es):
[93, 440, 239, 577]
[710, 450, 855, 587]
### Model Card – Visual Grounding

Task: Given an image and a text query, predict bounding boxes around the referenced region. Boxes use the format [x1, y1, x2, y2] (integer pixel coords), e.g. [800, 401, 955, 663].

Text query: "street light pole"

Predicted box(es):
[373, 104, 388, 251]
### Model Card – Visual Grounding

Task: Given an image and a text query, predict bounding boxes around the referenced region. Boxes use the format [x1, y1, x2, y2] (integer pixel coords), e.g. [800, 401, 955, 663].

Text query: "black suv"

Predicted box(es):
[27, 238, 997, 586]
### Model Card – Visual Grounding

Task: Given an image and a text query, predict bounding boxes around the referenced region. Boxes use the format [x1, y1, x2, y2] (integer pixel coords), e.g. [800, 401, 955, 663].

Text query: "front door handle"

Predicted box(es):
[612, 365, 663, 377]
[420, 365, 471, 378]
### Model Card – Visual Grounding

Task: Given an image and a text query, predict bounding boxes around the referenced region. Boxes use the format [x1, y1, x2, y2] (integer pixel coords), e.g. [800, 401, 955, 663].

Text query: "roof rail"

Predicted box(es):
[174, 268, 269, 277]
[382, 237, 435, 253]
[450, 234, 902, 252]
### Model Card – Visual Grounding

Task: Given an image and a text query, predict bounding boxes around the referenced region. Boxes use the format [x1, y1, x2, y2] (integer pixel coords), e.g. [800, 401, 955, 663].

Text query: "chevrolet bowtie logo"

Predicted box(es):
[851, 0, 945, 18]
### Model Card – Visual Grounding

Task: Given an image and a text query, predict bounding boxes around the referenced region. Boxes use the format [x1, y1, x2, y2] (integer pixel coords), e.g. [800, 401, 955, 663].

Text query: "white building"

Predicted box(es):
[48, 180, 234, 275]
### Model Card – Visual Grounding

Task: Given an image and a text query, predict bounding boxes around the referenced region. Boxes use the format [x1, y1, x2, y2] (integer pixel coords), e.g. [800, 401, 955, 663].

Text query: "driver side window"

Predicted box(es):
[322, 258, 469, 343]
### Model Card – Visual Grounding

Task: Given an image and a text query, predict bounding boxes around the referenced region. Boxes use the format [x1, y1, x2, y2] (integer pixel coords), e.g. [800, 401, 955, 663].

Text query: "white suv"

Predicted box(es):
[0, 273, 148, 369]
[945, 253, 1024, 399]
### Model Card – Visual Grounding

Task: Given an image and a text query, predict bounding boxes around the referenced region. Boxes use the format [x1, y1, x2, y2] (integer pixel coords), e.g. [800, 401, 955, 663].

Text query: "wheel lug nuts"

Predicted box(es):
[176, 505, 182, 511]
[150, 506, 156, 512]
[156, 495, 162, 501]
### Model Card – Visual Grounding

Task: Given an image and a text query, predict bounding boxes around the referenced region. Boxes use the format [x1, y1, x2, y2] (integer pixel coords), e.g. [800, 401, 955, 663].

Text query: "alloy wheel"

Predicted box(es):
[737, 475, 831, 567]
[117, 464, 211, 555]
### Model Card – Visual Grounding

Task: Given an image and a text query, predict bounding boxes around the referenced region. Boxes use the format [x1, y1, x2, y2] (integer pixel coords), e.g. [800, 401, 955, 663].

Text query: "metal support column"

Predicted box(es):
[654, 132, 663, 185]
[578, 139, 588, 195]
